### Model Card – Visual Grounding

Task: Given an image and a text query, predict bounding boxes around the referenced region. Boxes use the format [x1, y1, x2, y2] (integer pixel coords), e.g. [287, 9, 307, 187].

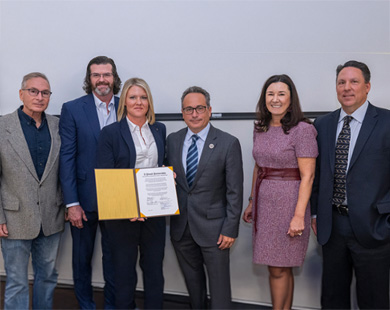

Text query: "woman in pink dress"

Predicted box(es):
[243, 74, 318, 310]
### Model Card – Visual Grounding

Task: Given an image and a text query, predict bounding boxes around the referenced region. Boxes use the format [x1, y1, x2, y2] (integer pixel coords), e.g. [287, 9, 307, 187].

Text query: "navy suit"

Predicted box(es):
[59, 93, 118, 309]
[311, 103, 390, 309]
[96, 118, 166, 309]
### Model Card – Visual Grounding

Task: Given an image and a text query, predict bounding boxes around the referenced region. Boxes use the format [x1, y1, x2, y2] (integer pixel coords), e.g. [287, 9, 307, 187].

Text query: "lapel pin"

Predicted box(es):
[209, 144, 214, 149]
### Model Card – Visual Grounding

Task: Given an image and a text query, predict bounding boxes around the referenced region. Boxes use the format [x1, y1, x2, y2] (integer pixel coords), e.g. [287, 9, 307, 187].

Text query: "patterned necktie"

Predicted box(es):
[333, 116, 353, 205]
[186, 134, 200, 187]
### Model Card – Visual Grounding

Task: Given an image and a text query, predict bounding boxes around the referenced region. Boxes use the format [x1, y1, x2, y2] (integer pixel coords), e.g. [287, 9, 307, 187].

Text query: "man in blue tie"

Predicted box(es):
[166, 86, 244, 309]
[311, 60, 390, 309]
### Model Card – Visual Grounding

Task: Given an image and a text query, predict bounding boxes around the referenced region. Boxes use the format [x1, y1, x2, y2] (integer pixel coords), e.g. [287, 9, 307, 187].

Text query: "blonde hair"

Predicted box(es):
[117, 78, 155, 124]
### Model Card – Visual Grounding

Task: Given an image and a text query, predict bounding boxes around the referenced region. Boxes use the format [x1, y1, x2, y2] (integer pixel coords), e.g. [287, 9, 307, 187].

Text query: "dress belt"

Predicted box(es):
[253, 167, 301, 232]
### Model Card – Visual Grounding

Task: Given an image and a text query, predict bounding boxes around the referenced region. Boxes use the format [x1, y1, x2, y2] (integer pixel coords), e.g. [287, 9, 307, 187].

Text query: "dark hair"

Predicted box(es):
[255, 74, 310, 134]
[181, 86, 210, 107]
[336, 60, 371, 83]
[83, 56, 122, 94]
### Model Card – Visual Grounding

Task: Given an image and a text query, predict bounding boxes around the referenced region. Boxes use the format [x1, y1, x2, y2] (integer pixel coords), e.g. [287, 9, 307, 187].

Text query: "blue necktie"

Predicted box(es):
[186, 135, 200, 187]
[333, 115, 352, 205]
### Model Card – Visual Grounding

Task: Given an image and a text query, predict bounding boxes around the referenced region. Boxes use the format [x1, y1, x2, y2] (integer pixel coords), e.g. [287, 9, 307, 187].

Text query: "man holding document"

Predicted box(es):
[166, 86, 244, 309]
[96, 78, 166, 309]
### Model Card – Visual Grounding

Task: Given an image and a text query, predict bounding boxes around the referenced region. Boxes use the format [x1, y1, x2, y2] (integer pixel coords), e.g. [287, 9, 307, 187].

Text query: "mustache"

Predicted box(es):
[96, 82, 109, 86]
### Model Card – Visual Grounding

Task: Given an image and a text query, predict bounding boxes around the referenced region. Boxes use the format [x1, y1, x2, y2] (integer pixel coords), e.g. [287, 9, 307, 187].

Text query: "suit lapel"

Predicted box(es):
[6, 111, 39, 181]
[114, 96, 119, 112]
[83, 94, 101, 142]
[174, 129, 188, 190]
[349, 103, 377, 171]
[191, 125, 217, 188]
[120, 118, 137, 167]
[149, 123, 164, 166]
[40, 116, 60, 183]
[327, 110, 340, 175]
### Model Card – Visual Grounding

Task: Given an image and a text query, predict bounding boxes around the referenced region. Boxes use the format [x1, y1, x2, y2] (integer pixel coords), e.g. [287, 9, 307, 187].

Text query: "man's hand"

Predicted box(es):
[217, 234, 235, 250]
[311, 218, 317, 236]
[67, 205, 88, 229]
[0, 224, 8, 237]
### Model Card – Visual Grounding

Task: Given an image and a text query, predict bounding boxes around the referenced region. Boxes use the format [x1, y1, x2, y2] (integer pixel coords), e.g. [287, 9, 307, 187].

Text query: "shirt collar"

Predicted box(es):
[126, 117, 149, 133]
[93, 93, 115, 109]
[339, 100, 369, 124]
[185, 123, 210, 142]
[18, 105, 46, 126]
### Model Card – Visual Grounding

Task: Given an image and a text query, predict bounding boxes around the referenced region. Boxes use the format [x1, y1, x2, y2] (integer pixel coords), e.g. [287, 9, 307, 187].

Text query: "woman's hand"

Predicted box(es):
[242, 203, 253, 223]
[129, 217, 146, 222]
[287, 215, 304, 237]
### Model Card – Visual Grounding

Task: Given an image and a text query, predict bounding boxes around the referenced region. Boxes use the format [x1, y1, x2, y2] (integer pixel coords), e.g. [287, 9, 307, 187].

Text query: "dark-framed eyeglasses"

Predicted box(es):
[22, 88, 52, 98]
[90, 73, 113, 79]
[182, 105, 208, 115]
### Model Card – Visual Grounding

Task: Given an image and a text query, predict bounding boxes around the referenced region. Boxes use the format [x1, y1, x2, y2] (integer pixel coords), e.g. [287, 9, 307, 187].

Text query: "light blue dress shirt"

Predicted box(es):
[182, 123, 211, 173]
[336, 100, 369, 204]
[93, 93, 116, 129]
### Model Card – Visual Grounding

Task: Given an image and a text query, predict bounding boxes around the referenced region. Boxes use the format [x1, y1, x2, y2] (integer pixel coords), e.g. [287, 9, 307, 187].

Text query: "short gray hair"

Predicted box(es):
[21, 72, 50, 89]
[181, 86, 210, 107]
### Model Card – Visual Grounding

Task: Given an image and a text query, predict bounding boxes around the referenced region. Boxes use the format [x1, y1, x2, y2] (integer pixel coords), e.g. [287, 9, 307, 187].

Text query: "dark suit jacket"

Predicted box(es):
[95, 118, 166, 169]
[166, 124, 243, 247]
[311, 103, 390, 248]
[59, 93, 119, 212]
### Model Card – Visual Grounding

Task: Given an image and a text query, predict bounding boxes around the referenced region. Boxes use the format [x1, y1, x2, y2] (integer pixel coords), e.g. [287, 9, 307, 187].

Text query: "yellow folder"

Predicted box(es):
[95, 169, 139, 220]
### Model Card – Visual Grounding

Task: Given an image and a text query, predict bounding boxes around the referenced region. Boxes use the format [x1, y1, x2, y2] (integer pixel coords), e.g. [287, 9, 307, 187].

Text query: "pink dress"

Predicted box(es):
[252, 121, 318, 267]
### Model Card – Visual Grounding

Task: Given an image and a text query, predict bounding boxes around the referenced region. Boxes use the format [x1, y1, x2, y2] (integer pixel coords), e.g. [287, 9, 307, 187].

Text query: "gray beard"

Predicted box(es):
[94, 85, 111, 96]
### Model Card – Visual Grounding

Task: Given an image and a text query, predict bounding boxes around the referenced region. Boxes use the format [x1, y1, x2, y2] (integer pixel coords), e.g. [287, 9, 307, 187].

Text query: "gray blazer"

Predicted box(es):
[166, 124, 243, 247]
[0, 110, 64, 239]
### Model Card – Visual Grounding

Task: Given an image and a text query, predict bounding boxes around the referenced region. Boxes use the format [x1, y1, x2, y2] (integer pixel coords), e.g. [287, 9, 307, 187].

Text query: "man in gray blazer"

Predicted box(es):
[166, 86, 243, 309]
[0, 72, 64, 309]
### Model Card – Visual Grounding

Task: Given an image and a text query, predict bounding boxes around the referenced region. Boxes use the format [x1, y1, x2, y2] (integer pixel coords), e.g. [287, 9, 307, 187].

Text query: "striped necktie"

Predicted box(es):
[186, 134, 200, 187]
[332, 115, 352, 205]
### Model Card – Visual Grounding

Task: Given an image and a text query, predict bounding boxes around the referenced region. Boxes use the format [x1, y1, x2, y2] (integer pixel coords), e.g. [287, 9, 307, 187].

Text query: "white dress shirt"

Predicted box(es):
[126, 118, 158, 169]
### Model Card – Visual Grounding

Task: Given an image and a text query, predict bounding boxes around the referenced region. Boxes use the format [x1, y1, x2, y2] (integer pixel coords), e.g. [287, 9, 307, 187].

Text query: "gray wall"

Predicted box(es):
[0, 1, 389, 308]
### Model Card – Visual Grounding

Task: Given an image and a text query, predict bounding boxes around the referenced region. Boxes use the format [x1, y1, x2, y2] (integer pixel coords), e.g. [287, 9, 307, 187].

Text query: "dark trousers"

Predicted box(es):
[171, 225, 232, 309]
[70, 211, 115, 309]
[106, 217, 166, 309]
[321, 209, 390, 309]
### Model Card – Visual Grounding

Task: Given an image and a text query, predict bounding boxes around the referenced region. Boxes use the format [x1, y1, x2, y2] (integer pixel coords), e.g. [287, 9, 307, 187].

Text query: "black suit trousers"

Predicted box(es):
[105, 217, 166, 309]
[321, 210, 390, 309]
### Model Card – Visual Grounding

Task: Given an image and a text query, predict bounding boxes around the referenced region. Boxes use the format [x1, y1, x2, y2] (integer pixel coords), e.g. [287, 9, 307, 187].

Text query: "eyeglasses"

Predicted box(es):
[182, 105, 208, 115]
[90, 73, 113, 79]
[22, 88, 52, 98]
